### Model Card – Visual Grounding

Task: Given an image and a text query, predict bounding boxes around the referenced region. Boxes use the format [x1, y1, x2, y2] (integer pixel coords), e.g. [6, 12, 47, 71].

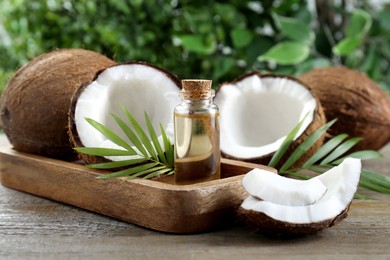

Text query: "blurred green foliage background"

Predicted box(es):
[1, 0, 390, 93]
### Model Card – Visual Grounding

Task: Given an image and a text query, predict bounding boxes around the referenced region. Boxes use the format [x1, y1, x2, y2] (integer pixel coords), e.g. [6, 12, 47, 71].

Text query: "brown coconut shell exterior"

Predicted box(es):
[0, 49, 115, 158]
[237, 203, 350, 235]
[68, 62, 181, 165]
[300, 66, 390, 151]
[217, 72, 327, 169]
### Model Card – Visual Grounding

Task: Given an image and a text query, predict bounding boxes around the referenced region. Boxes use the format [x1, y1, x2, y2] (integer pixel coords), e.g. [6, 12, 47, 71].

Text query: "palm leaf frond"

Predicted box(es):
[269, 117, 389, 196]
[303, 133, 349, 168]
[268, 114, 308, 168]
[121, 104, 158, 161]
[75, 107, 174, 180]
[279, 119, 336, 172]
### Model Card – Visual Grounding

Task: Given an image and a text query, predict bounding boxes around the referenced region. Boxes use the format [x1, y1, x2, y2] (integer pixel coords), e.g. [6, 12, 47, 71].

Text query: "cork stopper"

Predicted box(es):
[181, 79, 213, 100]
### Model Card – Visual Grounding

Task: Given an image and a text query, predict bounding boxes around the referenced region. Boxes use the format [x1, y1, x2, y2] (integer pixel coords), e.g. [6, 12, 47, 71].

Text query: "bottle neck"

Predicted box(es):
[180, 90, 214, 106]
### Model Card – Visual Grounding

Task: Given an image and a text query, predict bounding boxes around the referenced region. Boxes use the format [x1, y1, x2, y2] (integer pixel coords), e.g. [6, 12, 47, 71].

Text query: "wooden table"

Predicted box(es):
[1, 134, 389, 259]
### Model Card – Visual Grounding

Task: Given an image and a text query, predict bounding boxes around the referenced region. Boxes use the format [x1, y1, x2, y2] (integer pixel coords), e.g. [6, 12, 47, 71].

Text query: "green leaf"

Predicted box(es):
[111, 114, 149, 158]
[121, 105, 158, 160]
[176, 34, 216, 55]
[280, 119, 336, 172]
[231, 28, 253, 48]
[354, 193, 374, 200]
[360, 170, 390, 194]
[272, 13, 314, 44]
[283, 170, 310, 180]
[97, 162, 158, 179]
[332, 37, 361, 56]
[143, 168, 172, 179]
[126, 166, 167, 180]
[85, 118, 136, 153]
[86, 158, 147, 169]
[160, 123, 174, 168]
[258, 41, 310, 65]
[74, 147, 136, 157]
[268, 114, 308, 168]
[320, 137, 363, 165]
[332, 150, 383, 165]
[145, 112, 167, 165]
[303, 133, 348, 168]
[346, 9, 372, 38]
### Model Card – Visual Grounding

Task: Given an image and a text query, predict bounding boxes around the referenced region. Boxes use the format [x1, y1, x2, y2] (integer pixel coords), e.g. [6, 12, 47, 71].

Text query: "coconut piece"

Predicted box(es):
[214, 72, 326, 167]
[0, 49, 115, 158]
[239, 158, 361, 235]
[300, 67, 390, 151]
[69, 62, 181, 164]
[242, 168, 327, 206]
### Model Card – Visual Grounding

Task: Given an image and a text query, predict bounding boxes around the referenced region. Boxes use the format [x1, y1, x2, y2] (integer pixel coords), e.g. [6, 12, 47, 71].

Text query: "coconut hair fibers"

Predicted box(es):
[174, 80, 221, 185]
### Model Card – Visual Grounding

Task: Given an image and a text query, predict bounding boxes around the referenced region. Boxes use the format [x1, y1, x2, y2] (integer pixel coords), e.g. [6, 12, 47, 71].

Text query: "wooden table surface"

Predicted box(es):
[1, 134, 390, 259]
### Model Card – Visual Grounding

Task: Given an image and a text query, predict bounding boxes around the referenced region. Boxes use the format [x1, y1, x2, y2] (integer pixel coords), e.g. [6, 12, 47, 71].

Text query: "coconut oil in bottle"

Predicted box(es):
[174, 79, 220, 185]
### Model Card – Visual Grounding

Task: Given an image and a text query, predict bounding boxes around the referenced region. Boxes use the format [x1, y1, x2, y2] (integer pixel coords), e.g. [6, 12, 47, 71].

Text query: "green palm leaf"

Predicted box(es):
[86, 158, 147, 169]
[360, 170, 390, 194]
[75, 106, 175, 181]
[269, 116, 390, 196]
[74, 147, 136, 156]
[143, 168, 172, 179]
[97, 162, 159, 179]
[280, 119, 336, 172]
[331, 150, 383, 165]
[160, 123, 174, 168]
[302, 133, 349, 168]
[111, 114, 149, 158]
[145, 112, 167, 165]
[126, 166, 167, 180]
[121, 105, 158, 160]
[320, 137, 362, 165]
[268, 114, 308, 168]
[85, 118, 135, 153]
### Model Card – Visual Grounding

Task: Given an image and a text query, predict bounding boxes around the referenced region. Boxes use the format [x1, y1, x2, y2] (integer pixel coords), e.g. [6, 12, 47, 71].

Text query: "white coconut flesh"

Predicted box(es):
[242, 169, 327, 206]
[241, 158, 361, 224]
[214, 74, 317, 159]
[74, 63, 181, 160]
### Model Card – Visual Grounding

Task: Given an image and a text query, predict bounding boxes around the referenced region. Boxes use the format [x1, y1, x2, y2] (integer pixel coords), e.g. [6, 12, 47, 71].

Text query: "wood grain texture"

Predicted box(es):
[0, 146, 274, 234]
[0, 133, 389, 259]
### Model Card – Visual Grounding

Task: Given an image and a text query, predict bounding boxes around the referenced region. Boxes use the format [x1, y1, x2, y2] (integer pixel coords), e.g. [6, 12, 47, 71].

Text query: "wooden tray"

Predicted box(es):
[0, 146, 275, 233]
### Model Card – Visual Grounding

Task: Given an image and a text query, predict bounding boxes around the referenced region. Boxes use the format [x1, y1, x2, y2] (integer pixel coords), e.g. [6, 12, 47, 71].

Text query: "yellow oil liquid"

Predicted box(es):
[174, 113, 220, 184]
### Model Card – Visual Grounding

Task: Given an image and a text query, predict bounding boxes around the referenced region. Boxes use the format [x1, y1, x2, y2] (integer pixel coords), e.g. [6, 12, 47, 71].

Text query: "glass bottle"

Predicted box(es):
[174, 79, 221, 185]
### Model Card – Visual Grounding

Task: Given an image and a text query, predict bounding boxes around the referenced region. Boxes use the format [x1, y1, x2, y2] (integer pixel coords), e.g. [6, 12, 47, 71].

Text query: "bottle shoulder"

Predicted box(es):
[174, 102, 219, 115]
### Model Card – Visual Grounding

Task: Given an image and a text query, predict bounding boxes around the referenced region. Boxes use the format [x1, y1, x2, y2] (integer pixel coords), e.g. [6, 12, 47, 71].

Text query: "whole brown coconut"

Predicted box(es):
[0, 49, 116, 158]
[300, 67, 390, 151]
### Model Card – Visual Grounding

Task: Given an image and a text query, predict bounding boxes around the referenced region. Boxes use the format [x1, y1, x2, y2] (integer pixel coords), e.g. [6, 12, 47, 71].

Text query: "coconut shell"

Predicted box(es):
[217, 73, 327, 169]
[300, 67, 390, 151]
[237, 204, 350, 236]
[0, 49, 115, 158]
[68, 81, 111, 165]
[68, 62, 181, 165]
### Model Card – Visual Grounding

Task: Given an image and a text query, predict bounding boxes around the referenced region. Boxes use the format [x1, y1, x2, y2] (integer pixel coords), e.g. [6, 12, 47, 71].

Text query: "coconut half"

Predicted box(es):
[69, 62, 181, 164]
[238, 158, 361, 235]
[214, 73, 326, 166]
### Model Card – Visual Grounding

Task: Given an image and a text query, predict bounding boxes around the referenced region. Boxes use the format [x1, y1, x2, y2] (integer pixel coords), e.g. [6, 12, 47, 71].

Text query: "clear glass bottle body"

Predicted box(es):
[174, 98, 220, 185]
